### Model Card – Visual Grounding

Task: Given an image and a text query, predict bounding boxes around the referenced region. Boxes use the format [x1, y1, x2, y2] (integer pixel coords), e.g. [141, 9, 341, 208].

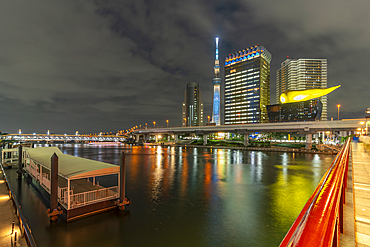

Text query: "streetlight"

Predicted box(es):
[183, 118, 187, 127]
[207, 116, 210, 125]
[166, 120, 169, 128]
[153, 121, 156, 128]
[337, 104, 341, 120]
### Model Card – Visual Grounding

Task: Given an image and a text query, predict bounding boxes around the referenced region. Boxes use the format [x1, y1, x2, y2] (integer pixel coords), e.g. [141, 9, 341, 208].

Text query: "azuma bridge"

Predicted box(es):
[132, 119, 365, 149]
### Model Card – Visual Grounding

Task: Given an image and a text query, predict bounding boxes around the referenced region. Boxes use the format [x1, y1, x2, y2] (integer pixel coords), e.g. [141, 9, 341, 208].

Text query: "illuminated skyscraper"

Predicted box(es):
[182, 82, 204, 127]
[276, 58, 328, 120]
[224, 45, 271, 124]
[211, 37, 221, 126]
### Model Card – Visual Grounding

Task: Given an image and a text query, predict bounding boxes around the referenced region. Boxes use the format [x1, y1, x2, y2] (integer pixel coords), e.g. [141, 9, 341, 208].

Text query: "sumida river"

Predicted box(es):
[5, 144, 334, 247]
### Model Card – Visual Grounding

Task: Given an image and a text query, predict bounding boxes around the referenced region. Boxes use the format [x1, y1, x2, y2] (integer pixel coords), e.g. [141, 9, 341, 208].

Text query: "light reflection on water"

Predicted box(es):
[5, 144, 334, 247]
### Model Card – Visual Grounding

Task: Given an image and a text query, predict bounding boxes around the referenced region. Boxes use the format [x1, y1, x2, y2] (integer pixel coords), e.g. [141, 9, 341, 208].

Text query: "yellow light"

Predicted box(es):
[357, 128, 362, 131]
[360, 121, 365, 125]
[280, 85, 341, 104]
[158, 135, 162, 139]
[0, 195, 10, 201]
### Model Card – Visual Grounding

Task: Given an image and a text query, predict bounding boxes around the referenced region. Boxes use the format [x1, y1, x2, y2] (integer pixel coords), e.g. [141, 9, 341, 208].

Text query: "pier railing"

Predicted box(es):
[279, 138, 351, 247]
[69, 186, 118, 208]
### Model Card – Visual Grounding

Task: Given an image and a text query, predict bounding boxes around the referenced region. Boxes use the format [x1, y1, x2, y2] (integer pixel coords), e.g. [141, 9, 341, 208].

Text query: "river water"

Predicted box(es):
[5, 144, 334, 247]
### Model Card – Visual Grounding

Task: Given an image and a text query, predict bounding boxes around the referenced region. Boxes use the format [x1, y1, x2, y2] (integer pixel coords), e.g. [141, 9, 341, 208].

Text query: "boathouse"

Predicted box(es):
[22, 147, 125, 221]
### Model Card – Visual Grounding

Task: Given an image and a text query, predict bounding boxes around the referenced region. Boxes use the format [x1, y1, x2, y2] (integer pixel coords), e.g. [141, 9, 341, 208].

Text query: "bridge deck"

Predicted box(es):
[352, 141, 370, 246]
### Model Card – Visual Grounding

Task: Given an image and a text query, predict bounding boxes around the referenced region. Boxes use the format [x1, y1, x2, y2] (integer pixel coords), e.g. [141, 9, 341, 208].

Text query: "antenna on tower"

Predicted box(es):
[215, 37, 219, 60]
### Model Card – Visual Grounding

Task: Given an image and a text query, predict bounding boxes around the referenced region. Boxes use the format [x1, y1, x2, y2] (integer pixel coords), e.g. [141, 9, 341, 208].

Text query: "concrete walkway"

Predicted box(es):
[352, 142, 370, 247]
[0, 169, 27, 247]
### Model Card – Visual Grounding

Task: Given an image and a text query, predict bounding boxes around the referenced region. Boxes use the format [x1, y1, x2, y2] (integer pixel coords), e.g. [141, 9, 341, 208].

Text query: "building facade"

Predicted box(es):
[276, 58, 328, 120]
[182, 82, 204, 127]
[211, 37, 221, 126]
[267, 99, 322, 123]
[224, 45, 271, 124]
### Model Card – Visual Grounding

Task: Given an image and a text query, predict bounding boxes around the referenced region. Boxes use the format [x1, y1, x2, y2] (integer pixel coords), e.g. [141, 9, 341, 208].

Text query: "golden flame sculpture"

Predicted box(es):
[280, 85, 341, 104]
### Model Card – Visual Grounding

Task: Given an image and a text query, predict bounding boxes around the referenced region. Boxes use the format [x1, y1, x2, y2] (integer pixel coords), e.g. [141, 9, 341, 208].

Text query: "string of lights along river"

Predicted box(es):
[5, 144, 334, 247]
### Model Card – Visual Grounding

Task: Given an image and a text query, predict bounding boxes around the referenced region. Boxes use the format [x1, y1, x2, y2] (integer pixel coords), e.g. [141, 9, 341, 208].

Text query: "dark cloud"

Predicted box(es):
[0, 0, 368, 134]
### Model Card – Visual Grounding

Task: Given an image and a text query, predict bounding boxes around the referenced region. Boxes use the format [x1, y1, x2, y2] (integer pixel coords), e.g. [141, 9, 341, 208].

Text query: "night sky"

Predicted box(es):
[1, 0, 369, 134]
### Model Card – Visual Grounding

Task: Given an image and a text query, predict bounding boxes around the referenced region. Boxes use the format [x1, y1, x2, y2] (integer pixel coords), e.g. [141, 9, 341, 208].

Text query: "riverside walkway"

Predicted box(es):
[0, 169, 27, 247]
[352, 141, 370, 246]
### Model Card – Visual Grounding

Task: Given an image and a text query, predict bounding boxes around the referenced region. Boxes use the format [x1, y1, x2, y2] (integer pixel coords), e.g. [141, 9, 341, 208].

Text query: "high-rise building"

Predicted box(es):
[182, 82, 204, 127]
[276, 58, 328, 120]
[224, 45, 271, 124]
[211, 37, 221, 126]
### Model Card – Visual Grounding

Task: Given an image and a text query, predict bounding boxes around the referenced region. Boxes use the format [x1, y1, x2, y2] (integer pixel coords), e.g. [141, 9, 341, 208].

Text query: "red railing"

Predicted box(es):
[280, 138, 351, 247]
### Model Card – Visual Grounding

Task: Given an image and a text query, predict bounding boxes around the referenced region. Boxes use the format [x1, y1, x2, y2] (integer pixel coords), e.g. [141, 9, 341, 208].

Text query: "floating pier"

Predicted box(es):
[1, 143, 32, 168]
[22, 147, 130, 221]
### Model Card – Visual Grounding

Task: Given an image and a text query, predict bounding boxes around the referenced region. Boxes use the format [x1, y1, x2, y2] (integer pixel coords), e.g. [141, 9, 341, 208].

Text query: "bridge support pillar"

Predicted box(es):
[135, 134, 140, 143]
[306, 134, 312, 150]
[244, 134, 249, 146]
[155, 135, 159, 143]
[322, 131, 325, 143]
[203, 135, 208, 146]
[174, 135, 178, 144]
[143, 134, 147, 143]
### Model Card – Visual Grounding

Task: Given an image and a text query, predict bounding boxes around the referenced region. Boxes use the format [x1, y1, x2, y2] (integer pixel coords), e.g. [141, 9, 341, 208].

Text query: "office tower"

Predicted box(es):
[211, 37, 221, 126]
[276, 58, 328, 120]
[224, 45, 271, 124]
[182, 82, 204, 127]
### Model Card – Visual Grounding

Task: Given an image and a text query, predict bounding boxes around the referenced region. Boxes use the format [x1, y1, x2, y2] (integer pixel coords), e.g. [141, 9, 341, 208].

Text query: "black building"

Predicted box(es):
[267, 99, 322, 123]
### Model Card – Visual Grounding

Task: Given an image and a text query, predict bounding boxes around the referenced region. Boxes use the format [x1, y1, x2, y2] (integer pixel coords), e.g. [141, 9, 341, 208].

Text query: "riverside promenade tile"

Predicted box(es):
[0, 169, 27, 247]
[352, 142, 370, 246]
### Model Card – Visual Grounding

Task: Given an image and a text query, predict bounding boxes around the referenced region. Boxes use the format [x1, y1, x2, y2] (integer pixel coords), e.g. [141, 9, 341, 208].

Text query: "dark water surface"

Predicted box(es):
[5, 144, 334, 247]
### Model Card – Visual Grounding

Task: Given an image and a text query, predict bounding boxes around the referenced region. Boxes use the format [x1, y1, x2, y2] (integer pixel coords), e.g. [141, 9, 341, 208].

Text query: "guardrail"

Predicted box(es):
[0, 164, 37, 247]
[280, 138, 351, 246]
[69, 186, 118, 209]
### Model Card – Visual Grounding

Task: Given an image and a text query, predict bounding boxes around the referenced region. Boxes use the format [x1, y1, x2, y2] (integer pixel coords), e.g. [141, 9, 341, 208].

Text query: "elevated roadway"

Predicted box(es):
[132, 119, 365, 148]
[134, 119, 364, 135]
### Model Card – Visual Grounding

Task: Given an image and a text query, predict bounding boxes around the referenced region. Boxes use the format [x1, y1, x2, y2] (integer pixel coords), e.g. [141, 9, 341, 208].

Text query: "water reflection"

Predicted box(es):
[6, 144, 333, 247]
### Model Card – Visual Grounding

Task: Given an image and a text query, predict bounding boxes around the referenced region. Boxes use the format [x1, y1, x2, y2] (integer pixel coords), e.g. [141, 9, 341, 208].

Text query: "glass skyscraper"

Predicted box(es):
[182, 82, 204, 127]
[224, 45, 271, 124]
[276, 58, 328, 120]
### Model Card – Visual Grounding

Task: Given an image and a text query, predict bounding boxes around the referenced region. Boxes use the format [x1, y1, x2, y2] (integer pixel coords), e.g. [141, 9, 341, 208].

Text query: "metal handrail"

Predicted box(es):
[0, 164, 37, 247]
[280, 138, 351, 246]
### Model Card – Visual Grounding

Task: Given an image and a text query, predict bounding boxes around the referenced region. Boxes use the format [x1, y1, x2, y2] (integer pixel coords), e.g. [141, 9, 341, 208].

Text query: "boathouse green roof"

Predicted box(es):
[25, 147, 119, 179]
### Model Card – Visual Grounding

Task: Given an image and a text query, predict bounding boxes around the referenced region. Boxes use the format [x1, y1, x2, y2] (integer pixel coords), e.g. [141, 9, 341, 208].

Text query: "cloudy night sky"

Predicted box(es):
[0, 0, 369, 134]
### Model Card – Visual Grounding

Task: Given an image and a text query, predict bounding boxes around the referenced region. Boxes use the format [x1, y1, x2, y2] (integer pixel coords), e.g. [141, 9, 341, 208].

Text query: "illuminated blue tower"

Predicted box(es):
[211, 37, 221, 126]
